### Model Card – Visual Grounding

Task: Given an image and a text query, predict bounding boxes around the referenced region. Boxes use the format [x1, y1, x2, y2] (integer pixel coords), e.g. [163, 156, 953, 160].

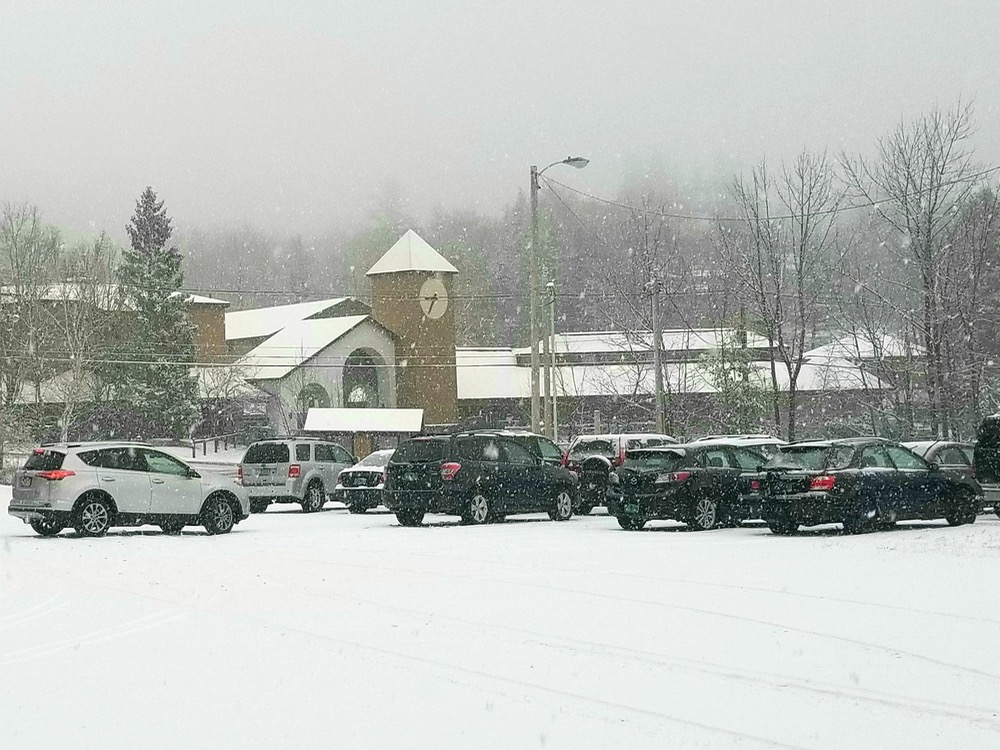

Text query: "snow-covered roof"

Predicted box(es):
[0, 283, 230, 309]
[365, 230, 459, 276]
[303, 408, 424, 433]
[805, 332, 923, 361]
[455, 346, 888, 400]
[182, 293, 230, 305]
[237, 315, 369, 380]
[513, 328, 771, 356]
[225, 298, 350, 341]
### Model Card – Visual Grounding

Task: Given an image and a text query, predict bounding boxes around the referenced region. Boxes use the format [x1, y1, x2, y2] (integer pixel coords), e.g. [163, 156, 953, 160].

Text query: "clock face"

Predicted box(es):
[418, 277, 448, 319]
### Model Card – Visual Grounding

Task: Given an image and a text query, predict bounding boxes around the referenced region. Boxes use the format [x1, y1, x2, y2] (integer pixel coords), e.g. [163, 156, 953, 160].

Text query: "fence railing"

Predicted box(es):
[191, 432, 242, 458]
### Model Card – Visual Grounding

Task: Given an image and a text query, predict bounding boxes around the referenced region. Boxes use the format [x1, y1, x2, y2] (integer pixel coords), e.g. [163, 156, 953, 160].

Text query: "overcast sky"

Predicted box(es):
[2, 1, 998, 238]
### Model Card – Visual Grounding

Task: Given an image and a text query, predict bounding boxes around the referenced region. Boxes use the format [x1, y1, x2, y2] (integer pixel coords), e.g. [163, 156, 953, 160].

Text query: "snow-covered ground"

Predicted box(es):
[2, 484, 1000, 749]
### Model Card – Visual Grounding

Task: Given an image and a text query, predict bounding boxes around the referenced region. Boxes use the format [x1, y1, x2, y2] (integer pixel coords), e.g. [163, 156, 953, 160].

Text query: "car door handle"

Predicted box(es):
[151, 478, 165, 484]
[101, 476, 116, 482]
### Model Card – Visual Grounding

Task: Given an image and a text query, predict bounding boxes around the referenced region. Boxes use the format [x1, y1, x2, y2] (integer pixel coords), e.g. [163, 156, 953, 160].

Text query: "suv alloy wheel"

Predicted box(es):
[75, 495, 113, 537]
[688, 495, 719, 531]
[202, 496, 235, 535]
[301, 481, 325, 513]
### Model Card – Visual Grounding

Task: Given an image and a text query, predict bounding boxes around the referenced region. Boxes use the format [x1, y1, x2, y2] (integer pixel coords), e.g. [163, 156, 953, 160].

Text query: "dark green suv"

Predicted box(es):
[384, 430, 578, 526]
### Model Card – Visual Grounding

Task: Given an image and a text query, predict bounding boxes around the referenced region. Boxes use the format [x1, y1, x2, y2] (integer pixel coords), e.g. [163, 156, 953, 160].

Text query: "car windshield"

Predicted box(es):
[624, 449, 687, 471]
[243, 443, 290, 464]
[570, 439, 615, 458]
[392, 438, 446, 463]
[765, 445, 854, 471]
[357, 450, 392, 467]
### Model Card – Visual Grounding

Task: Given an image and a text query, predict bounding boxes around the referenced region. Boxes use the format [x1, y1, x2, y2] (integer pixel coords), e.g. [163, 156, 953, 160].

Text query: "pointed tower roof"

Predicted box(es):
[366, 229, 459, 276]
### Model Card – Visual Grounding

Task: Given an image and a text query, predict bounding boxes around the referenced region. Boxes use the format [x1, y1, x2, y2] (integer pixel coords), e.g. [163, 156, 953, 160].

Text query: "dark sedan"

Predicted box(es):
[761, 438, 982, 535]
[606, 442, 766, 530]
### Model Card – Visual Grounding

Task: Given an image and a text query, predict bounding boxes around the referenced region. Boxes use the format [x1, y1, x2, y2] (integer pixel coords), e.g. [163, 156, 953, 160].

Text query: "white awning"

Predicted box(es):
[303, 408, 424, 433]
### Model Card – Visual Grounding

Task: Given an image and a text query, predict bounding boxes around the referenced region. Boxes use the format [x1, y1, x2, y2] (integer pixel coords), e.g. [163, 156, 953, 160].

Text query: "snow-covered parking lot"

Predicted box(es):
[3, 484, 1000, 750]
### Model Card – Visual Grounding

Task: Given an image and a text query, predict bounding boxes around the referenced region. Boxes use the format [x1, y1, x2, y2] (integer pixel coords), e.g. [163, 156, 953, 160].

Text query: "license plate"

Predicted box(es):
[625, 503, 639, 514]
[19, 475, 31, 488]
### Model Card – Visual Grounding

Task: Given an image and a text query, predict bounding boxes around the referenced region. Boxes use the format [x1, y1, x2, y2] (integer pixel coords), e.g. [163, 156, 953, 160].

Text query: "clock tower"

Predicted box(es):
[366, 230, 459, 425]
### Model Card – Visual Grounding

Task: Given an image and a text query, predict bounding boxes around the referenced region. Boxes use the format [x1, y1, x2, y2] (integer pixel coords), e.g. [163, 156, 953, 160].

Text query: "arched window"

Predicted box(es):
[343, 349, 383, 408]
[296, 383, 331, 413]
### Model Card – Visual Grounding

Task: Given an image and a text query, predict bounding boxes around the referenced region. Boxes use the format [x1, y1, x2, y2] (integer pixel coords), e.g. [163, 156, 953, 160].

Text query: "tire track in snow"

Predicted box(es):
[0, 595, 71, 631]
[272, 550, 1000, 684]
[0, 611, 185, 667]
[284, 580, 1000, 732]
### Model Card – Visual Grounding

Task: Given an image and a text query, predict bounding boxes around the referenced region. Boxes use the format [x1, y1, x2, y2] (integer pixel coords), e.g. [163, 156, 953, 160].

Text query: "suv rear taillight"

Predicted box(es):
[441, 462, 461, 481]
[614, 444, 626, 467]
[288, 464, 301, 478]
[809, 475, 836, 491]
[561, 451, 569, 468]
[236, 465, 243, 485]
[655, 470, 692, 484]
[381, 468, 388, 484]
[36, 469, 75, 481]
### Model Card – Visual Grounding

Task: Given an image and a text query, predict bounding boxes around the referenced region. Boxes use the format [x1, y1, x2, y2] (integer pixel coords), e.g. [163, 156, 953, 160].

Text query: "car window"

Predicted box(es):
[731, 448, 765, 471]
[960, 446, 975, 465]
[625, 449, 687, 471]
[455, 436, 501, 462]
[143, 450, 191, 476]
[314, 444, 333, 462]
[24, 449, 66, 471]
[937, 446, 969, 466]
[392, 438, 447, 463]
[82, 446, 145, 471]
[357, 450, 393, 467]
[859, 445, 894, 469]
[502, 439, 536, 465]
[569, 438, 615, 459]
[885, 445, 928, 470]
[243, 443, 290, 464]
[701, 448, 731, 468]
[535, 437, 563, 462]
[295, 444, 311, 462]
[766, 445, 852, 471]
[333, 446, 353, 463]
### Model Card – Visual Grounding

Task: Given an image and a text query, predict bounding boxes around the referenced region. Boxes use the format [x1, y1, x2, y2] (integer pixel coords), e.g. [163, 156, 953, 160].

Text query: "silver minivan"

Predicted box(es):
[239, 438, 355, 513]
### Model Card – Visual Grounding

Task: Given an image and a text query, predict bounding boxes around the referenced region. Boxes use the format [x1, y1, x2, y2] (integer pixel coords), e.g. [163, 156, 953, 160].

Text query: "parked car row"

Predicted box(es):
[8, 425, 999, 538]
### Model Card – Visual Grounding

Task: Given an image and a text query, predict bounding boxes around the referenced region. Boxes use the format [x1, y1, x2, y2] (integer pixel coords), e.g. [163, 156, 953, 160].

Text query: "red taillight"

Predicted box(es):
[237, 465, 243, 484]
[441, 462, 462, 481]
[614, 445, 626, 467]
[671, 471, 692, 482]
[750, 479, 761, 491]
[36, 469, 75, 481]
[808, 475, 836, 491]
[288, 464, 301, 478]
[561, 452, 569, 468]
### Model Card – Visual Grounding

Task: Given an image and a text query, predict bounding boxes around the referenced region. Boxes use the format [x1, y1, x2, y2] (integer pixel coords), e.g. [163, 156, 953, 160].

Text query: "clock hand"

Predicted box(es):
[426, 294, 438, 313]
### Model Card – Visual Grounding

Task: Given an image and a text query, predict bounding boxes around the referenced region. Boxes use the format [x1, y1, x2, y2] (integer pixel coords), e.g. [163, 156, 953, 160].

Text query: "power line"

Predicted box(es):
[542, 162, 1000, 224]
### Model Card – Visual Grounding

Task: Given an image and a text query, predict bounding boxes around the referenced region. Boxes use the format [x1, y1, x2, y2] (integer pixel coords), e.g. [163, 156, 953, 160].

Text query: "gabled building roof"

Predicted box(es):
[236, 315, 370, 381]
[224, 298, 352, 342]
[365, 229, 459, 276]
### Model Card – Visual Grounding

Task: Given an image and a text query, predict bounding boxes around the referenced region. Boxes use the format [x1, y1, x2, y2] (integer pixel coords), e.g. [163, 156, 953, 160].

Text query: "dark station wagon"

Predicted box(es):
[761, 438, 982, 534]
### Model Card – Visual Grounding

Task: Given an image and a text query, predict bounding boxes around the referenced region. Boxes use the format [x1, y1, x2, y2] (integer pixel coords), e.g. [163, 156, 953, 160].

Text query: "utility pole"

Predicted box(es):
[649, 276, 665, 434]
[547, 281, 558, 442]
[527, 157, 589, 434]
[542, 279, 552, 437]
[529, 164, 541, 433]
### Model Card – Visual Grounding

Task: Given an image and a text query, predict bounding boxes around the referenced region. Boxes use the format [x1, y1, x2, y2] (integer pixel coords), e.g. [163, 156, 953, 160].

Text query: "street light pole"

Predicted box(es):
[528, 156, 588, 434]
[529, 164, 541, 433]
[548, 281, 558, 443]
[648, 275, 665, 434]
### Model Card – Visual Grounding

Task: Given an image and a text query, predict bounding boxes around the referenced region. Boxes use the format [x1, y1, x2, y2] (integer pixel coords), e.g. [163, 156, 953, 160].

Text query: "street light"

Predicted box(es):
[529, 156, 588, 434]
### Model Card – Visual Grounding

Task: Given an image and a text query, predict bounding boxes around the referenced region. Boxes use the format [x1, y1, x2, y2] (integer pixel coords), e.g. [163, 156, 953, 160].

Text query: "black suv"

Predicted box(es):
[762, 438, 982, 534]
[606, 442, 766, 531]
[384, 430, 577, 526]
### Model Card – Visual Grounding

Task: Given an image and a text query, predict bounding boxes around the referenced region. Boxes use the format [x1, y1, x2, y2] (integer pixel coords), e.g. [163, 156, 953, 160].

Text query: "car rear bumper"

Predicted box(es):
[607, 492, 690, 520]
[384, 490, 465, 515]
[335, 487, 383, 508]
[9, 505, 73, 524]
[762, 493, 844, 526]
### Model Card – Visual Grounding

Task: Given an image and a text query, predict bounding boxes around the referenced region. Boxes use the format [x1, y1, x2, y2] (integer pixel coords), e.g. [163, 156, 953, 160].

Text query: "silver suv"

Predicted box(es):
[240, 438, 355, 513]
[8, 442, 250, 537]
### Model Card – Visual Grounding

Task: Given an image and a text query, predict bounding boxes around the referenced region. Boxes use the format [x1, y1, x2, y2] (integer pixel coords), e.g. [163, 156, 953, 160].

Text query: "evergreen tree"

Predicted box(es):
[102, 187, 198, 438]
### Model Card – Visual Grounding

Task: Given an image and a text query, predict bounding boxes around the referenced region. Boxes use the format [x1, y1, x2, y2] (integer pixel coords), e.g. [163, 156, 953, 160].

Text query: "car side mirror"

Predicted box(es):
[928, 461, 940, 472]
[187, 468, 201, 479]
[351, 456, 358, 465]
